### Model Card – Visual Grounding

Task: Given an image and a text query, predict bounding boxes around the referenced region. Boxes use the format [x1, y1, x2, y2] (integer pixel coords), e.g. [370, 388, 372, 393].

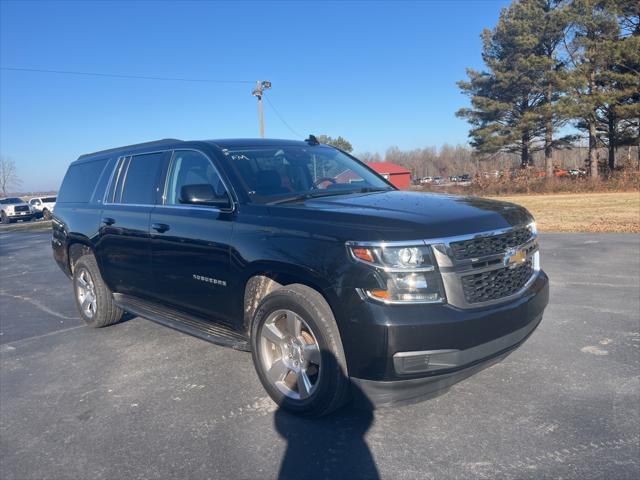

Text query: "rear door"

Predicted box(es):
[149, 149, 235, 324]
[96, 151, 168, 298]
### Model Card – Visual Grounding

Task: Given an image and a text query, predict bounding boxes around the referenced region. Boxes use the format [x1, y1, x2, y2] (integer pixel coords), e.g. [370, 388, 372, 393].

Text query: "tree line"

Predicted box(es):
[355, 143, 640, 179]
[456, 0, 638, 178]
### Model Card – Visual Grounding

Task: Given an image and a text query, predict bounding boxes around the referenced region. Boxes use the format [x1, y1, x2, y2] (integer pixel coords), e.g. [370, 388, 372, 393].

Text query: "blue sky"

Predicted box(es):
[0, 0, 510, 191]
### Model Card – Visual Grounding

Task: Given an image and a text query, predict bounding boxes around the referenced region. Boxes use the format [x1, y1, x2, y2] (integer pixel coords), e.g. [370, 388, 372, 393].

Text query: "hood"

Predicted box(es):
[269, 191, 532, 241]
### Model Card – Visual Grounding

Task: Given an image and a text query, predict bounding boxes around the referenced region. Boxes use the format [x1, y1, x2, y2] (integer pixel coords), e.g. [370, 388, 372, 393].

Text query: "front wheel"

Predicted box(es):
[1, 212, 10, 224]
[251, 284, 350, 417]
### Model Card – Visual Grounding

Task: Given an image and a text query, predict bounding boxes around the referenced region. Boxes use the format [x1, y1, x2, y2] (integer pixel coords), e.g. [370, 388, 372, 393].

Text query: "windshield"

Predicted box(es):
[0, 197, 25, 204]
[223, 145, 392, 203]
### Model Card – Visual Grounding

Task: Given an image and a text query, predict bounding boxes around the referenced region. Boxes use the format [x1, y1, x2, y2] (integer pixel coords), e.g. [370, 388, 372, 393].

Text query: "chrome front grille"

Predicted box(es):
[14, 205, 29, 213]
[450, 226, 533, 260]
[430, 224, 539, 309]
[461, 260, 533, 304]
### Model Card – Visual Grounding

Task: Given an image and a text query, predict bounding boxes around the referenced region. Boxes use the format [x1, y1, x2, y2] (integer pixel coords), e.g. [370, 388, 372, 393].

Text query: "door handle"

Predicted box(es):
[102, 217, 116, 226]
[152, 223, 170, 233]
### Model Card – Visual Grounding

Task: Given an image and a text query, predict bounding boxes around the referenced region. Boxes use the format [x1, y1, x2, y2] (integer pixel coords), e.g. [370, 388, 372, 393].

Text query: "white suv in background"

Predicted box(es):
[29, 196, 57, 219]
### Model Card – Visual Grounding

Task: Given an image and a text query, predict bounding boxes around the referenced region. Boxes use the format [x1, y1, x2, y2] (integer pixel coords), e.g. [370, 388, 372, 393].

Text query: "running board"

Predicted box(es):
[112, 293, 250, 351]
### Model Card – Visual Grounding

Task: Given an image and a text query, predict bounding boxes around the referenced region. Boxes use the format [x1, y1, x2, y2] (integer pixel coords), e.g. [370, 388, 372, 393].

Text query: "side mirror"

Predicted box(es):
[179, 184, 231, 209]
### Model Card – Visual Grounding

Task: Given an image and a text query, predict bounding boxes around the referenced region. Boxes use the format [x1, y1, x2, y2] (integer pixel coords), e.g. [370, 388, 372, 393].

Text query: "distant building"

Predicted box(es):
[366, 162, 411, 189]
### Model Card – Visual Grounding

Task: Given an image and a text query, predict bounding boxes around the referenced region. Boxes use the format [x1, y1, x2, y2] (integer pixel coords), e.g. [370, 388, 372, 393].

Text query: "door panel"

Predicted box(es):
[94, 152, 167, 298]
[150, 149, 236, 325]
[96, 204, 154, 297]
[150, 206, 234, 323]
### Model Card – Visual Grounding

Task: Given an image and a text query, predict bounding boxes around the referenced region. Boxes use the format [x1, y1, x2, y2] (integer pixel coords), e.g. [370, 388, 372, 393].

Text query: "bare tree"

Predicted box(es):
[0, 157, 21, 195]
[356, 152, 383, 163]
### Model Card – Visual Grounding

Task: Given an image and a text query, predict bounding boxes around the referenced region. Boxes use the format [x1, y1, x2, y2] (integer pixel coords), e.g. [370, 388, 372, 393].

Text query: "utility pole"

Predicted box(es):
[252, 80, 271, 138]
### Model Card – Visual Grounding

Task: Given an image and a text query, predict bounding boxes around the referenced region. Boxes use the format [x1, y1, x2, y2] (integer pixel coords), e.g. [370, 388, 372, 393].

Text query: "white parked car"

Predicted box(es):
[0, 197, 36, 224]
[29, 196, 57, 219]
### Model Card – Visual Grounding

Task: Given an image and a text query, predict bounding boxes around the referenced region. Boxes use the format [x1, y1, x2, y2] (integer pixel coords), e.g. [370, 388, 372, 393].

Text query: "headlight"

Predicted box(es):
[347, 243, 445, 304]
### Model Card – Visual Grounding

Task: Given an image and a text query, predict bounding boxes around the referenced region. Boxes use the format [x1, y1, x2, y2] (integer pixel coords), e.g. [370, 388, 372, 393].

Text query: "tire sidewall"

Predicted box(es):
[73, 255, 110, 327]
[251, 289, 346, 416]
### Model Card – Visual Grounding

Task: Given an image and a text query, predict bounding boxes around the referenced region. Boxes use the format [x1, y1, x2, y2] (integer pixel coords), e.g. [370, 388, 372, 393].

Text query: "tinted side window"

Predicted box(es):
[57, 158, 108, 203]
[119, 153, 164, 205]
[89, 157, 116, 204]
[165, 151, 228, 205]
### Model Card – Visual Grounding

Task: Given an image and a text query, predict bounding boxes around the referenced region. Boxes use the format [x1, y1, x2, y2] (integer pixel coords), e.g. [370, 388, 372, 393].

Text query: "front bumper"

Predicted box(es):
[337, 270, 548, 405]
[351, 313, 542, 407]
[6, 212, 35, 221]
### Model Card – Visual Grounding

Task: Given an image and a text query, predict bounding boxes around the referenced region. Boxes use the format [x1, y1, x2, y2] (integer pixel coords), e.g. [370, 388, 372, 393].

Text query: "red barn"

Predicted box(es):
[367, 162, 411, 189]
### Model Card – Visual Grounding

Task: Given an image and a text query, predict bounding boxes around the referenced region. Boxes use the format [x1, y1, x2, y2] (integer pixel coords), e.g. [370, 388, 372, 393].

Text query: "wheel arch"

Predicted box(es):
[67, 239, 95, 275]
[241, 262, 339, 334]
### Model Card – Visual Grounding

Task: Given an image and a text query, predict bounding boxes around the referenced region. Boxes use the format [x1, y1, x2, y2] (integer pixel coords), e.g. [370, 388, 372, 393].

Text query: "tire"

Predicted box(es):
[1, 212, 9, 224]
[43, 209, 51, 220]
[251, 284, 350, 417]
[73, 254, 124, 328]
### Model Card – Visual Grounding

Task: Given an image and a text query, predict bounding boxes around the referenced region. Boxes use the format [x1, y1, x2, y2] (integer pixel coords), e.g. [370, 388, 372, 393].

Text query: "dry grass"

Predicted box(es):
[416, 169, 640, 196]
[489, 192, 640, 233]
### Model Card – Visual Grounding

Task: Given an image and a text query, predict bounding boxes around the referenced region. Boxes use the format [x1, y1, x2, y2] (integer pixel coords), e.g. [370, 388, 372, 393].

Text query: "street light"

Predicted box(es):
[252, 80, 272, 138]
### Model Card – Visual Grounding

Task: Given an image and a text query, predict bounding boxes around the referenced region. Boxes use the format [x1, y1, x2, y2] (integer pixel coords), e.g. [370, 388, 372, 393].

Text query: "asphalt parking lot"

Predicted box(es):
[1, 229, 638, 479]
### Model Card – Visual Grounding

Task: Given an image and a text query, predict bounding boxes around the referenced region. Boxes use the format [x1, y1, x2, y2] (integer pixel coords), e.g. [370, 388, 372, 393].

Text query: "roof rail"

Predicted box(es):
[78, 138, 182, 159]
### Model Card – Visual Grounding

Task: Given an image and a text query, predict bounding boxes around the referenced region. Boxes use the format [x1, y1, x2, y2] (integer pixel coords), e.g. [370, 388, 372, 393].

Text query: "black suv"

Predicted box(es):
[52, 137, 548, 416]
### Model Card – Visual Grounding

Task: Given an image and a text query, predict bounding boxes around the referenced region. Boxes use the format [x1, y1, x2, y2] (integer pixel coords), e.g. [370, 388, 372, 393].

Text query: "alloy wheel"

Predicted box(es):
[259, 309, 322, 400]
[75, 268, 97, 319]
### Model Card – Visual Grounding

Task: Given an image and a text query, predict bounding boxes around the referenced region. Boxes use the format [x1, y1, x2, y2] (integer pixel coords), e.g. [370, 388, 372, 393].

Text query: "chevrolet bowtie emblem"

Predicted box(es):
[504, 248, 526, 266]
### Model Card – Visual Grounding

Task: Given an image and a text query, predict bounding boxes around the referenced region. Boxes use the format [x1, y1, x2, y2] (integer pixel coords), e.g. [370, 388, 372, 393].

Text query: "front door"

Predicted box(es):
[149, 149, 235, 324]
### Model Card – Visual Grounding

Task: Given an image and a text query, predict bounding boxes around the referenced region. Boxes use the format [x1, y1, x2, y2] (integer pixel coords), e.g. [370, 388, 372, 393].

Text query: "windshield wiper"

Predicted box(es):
[267, 187, 392, 205]
[355, 187, 393, 193]
[268, 190, 349, 205]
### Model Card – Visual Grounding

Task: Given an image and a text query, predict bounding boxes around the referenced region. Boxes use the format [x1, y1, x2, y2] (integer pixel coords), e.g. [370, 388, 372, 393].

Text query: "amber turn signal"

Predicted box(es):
[351, 247, 375, 263]
[369, 289, 390, 300]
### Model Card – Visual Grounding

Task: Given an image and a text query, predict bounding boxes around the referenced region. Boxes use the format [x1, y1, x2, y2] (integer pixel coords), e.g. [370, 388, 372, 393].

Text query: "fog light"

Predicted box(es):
[393, 349, 460, 374]
[393, 353, 431, 374]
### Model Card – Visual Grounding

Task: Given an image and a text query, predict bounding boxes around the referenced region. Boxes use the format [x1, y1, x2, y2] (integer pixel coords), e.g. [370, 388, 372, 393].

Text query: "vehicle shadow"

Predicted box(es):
[273, 358, 379, 480]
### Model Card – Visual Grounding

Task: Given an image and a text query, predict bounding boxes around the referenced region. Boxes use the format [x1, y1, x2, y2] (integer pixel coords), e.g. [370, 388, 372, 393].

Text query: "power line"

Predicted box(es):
[3, 66, 305, 138]
[264, 95, 304, 139]
[0, 66, 254, 84]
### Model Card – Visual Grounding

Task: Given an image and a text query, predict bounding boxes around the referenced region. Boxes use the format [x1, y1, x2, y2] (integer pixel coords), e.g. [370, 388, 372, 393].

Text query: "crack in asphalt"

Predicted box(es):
[0, 325, 85, 349]
[0, 290, 77, 320]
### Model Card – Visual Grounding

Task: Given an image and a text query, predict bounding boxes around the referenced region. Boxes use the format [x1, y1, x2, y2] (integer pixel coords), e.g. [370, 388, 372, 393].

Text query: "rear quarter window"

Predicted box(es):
[57, 158, 109, 203]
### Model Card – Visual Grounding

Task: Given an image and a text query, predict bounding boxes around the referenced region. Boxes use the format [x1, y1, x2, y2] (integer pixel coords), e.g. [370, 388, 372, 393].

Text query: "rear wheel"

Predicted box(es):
[73, 254, 123, 327]
[251, 284, 350, 417]
[43, 209, 52, 220]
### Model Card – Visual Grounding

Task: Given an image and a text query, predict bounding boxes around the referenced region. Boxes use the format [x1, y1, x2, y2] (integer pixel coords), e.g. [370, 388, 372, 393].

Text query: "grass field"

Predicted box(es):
[493, 192, 640, 233]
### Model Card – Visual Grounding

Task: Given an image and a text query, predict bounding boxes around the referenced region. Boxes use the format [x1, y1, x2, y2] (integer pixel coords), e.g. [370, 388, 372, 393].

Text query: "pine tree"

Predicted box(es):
[537, 0, 573, 177]
[609, 0, 640, 166]
[316, 135, 353, 153]
[562, 0, 621, 177]
[457, 0, 570, 169]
